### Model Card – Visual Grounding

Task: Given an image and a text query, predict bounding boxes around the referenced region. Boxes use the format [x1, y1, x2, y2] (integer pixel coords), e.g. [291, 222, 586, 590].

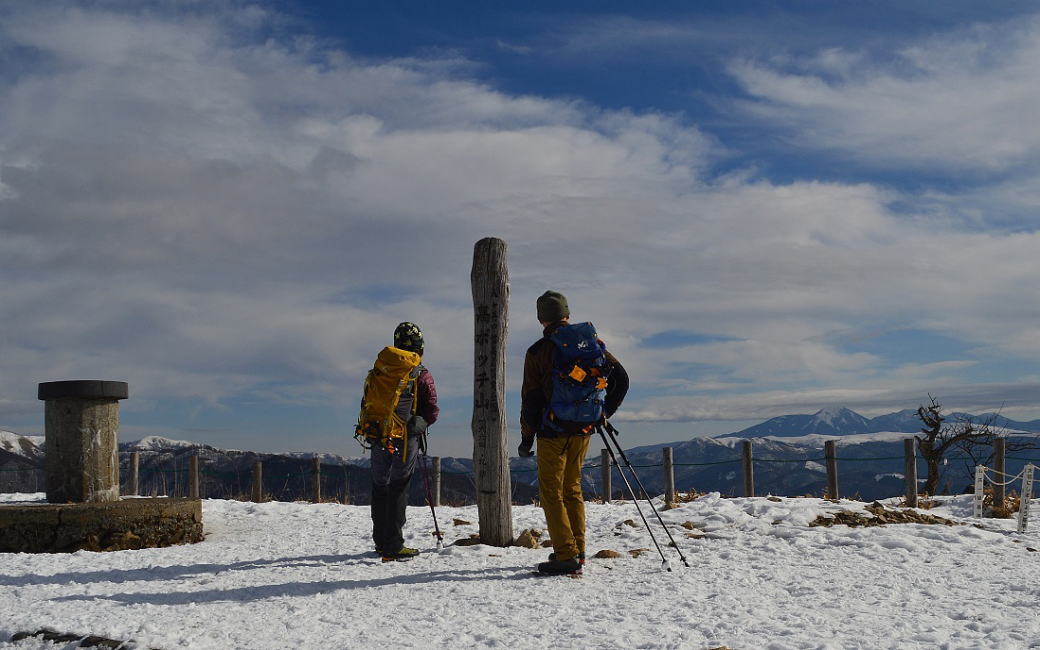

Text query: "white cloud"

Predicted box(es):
[728, 16, 1040, 173]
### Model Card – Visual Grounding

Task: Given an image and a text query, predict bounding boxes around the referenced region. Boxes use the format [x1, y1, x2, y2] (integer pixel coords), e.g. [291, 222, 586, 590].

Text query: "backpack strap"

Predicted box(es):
[397, 365, 424, 419]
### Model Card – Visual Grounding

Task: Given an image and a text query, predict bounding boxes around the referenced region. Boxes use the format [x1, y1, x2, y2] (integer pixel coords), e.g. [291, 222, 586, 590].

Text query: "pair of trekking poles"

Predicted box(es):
[596, 420, 690, 571]
[414, 423, 691, 570]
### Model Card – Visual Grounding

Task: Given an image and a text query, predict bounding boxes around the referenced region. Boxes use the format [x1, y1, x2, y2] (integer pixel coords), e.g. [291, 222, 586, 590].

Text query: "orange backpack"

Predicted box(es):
[355, 346, 421, 454]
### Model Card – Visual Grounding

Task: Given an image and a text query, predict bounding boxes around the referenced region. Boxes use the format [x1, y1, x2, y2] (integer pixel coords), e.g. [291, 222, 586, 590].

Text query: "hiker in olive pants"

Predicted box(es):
[519, 291, 628, 575]
[536, 435, 592, 563]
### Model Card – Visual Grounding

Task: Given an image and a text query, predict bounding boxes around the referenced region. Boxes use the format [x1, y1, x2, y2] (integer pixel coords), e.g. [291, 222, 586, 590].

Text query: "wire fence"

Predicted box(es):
[5, 443, 1040, 507]
[13, 454, 1040, 474]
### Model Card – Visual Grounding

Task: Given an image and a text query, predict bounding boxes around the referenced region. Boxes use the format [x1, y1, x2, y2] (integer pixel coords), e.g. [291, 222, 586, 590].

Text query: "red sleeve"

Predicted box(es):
[416, 369, 439, 426]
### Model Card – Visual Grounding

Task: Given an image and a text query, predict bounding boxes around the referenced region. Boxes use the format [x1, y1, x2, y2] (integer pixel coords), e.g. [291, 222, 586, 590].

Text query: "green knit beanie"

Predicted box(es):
[536, 291, 570, 323]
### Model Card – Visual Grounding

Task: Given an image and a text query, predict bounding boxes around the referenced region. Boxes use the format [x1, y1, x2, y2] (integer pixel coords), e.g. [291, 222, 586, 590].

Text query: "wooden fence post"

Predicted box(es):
[1017, 464, 1034, 532]
[251, 461, 263, 502]
[825, 440, 839, 500]
[973, 465, 986, 518]
[601, 449, 612, 503]
[742, 440, 754, 497]
[470, 237, 513, 546]
[311, 457, 321, 503]
[432, 456, 441, 507]
[189, 454, 200, 499]
[342, 465, 349, 504]
[993, 437, 1006, 513]
[663, 447, 675, 506]
[128, 451, 140, 496]
[904, 438, 918, 508]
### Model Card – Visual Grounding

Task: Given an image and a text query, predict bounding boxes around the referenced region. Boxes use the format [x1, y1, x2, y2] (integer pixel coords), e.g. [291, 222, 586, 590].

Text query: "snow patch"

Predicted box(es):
[875, 473, 904, 482]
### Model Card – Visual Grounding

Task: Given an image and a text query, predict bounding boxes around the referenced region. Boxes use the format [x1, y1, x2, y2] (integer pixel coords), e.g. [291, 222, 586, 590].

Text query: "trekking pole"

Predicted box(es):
[418, 450, 444, 550]
[604, 421, 690, 568]
[597, 426, 671, 571]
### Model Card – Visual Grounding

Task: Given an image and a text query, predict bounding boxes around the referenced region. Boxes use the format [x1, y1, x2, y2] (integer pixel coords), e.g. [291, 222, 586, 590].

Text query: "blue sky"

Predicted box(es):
[2, 1, 1039, 457]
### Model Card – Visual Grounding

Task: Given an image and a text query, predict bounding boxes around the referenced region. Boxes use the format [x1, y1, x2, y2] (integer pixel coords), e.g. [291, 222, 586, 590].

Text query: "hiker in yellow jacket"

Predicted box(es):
[357, 322, 439, 560]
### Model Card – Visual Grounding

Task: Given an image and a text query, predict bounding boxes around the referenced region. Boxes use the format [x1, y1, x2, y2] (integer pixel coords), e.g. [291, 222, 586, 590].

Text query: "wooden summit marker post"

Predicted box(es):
[471, 237, 514, 546]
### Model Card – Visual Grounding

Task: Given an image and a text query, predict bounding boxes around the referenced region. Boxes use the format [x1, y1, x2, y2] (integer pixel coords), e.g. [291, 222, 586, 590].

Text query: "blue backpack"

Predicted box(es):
[543, 322, 611, 433]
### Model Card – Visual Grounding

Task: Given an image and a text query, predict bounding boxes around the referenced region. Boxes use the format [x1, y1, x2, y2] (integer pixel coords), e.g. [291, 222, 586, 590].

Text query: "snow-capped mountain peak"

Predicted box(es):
[813, 406, 850, 425]
[128, 436, 201, 451]
[0, 429, 43, 459]
[726, 407, 872, 438]
[810, 407, 871, 431]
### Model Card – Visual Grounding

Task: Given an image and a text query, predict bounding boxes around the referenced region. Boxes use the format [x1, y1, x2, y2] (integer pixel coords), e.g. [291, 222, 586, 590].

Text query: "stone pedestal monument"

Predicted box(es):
[0, 380, 203, 553]
[39, 380, 128, 503]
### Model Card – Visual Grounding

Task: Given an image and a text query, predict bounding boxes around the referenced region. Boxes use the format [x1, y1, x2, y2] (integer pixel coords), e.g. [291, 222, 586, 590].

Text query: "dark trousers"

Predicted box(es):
[371, 435, 419, 552]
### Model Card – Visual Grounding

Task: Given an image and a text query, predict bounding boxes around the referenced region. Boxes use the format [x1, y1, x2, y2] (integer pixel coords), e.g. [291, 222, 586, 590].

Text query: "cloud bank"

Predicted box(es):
[2, 3, 1039, 453]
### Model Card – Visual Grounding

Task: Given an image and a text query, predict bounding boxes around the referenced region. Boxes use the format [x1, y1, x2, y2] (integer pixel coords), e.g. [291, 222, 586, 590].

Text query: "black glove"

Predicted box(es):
[408, 416, 429, 454]
[518, 437, 535, 458]
[407, 415, 428, 437]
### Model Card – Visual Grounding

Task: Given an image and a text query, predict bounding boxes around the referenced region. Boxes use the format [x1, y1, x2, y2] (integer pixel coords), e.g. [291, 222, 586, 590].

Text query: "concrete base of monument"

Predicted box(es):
[0, 497, 204, 553]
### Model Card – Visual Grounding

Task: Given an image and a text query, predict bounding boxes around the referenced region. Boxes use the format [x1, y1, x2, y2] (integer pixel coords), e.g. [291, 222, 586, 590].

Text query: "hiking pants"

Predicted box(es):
[371, 435, 419, 552]
[537, 434, 592, 561]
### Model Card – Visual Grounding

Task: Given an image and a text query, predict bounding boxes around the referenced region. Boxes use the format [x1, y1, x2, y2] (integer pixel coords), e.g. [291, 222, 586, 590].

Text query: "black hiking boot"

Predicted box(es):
[549, 551, 586, 567]
[537, 556, 582, 575]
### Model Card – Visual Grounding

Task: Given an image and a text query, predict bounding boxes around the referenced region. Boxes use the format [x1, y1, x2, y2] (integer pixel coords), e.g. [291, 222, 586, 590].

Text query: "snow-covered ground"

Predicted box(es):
[2, 492, 1039, 649]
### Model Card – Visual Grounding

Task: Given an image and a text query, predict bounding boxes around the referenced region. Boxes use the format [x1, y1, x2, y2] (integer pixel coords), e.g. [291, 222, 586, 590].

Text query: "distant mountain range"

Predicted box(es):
[3, 406, 1039, 501]
[721, 406, 1040, 439]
